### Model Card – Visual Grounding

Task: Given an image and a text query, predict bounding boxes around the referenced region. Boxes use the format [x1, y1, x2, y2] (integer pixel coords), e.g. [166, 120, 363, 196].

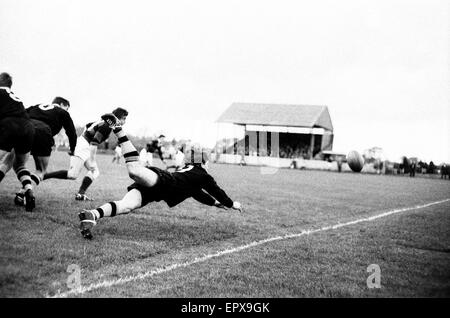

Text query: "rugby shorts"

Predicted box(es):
[0, 117, 35, 154]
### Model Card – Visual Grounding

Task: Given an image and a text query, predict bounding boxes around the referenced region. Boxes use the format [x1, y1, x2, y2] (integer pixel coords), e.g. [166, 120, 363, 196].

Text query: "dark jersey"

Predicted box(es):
[147, 140, 164, 160]
[82, 120, 113, 146]
[27, 104, 77, 153]
[0, 87, 29, 120]
[130, 165, 234, 208]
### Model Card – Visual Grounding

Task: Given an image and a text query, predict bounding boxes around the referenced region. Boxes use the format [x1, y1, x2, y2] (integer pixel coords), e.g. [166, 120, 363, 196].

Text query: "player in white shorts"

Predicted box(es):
[44, 108, 128, 200]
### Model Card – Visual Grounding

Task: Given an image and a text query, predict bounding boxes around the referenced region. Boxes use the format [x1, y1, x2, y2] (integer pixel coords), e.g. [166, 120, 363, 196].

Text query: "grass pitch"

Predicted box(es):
[1, 152, 449, 297]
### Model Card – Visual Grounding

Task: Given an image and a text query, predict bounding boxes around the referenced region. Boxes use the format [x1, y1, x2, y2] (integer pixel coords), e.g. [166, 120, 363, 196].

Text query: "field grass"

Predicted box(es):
[1, 151, 449, 298]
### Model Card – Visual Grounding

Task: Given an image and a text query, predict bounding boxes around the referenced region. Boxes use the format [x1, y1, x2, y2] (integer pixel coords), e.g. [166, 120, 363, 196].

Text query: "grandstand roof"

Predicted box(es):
[216, 102, 333, 131]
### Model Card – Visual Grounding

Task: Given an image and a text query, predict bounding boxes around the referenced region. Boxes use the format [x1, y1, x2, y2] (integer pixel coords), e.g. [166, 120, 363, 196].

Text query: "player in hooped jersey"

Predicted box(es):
[78, 120, 243, 239]
[44, 107, 128, 200]
[0, 72, 36, 211]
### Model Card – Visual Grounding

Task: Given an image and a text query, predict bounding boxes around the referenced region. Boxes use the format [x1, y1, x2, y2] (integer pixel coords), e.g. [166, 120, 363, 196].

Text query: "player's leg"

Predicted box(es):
[12, 119, 36, 211]
[94, 188, 142, 219]
[0, 150, 7, 182]
[12, 152, 35, 211]
[24, 124, 52, 186]
[114, 128, 158, 187]
[33, 155, 50, 183]
[14, 153, 49, 206]
[75, 159, 99, 200]
[44, 136, 88, 181]
[0, 119, 15, 182]
[0, 150, 14, 182]
[43, 154, 84, 180]
[78, 188, 143, 239]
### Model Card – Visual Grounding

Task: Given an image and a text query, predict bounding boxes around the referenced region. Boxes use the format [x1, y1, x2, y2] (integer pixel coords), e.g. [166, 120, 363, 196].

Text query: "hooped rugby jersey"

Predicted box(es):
[82, 120, 113, 146]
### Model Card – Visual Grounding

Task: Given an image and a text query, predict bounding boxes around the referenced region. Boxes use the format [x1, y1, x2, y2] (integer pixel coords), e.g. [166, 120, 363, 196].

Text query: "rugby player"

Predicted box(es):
[78, 126, 242, 239]
[43, 108, 128, 200]
[6, 97, 77, 206]
[0, 72, 36, 211]
[166, 144, 186, 171]
[148, 134, 166, 164]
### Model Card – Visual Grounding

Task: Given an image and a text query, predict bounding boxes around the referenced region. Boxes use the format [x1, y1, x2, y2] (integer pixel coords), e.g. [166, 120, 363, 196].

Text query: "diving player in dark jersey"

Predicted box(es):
[0, 72, 36, 211]
[78, 126, 242, 239]
[44, 107, 128, 201]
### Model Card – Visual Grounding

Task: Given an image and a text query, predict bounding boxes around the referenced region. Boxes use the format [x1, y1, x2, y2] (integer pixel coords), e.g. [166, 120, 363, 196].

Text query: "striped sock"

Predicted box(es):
[16, 167, 32, 191]
[115, 128, 139, 163]
[94, 202, 118, 218]
[78, 176, 93, 195]
[30, 173, 40, 185]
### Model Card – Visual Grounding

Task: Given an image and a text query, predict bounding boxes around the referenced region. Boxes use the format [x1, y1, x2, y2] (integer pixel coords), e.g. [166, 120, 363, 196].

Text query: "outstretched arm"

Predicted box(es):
[192, 189, 215, 206]
[63, 112, 78, 154]
[192, 189, 226, 209]
[202, 175, 242, 212]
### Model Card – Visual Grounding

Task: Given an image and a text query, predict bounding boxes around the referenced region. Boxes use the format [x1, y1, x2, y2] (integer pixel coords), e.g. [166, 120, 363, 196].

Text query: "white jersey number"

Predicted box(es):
[38, 104, 55, 111]
[8, 91, 22, 102]
[176, 165, 194, 173]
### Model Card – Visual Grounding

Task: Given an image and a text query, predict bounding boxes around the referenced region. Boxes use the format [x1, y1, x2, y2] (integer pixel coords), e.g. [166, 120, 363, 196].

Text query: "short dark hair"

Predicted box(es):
[158, 134, 165, 138]
[52, 96, 70, 107]
[0, 72, 13, 88]
[112, 107, 128, 119]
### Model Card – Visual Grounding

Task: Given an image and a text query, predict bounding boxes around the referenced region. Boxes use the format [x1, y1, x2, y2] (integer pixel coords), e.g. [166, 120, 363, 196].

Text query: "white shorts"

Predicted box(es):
[74, 136, 91, 162]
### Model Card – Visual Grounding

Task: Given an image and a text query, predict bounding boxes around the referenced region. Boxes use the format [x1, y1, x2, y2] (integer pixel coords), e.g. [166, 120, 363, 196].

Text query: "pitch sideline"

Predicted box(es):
[51, 198, 450, 298]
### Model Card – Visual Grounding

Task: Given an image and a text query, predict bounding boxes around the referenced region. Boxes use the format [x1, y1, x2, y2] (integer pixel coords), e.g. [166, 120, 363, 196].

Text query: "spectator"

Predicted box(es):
[410, 161, 416, 177]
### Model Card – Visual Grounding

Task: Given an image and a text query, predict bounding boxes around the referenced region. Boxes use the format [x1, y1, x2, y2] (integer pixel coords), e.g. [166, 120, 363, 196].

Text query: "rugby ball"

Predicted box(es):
[347, 150, 364, 172]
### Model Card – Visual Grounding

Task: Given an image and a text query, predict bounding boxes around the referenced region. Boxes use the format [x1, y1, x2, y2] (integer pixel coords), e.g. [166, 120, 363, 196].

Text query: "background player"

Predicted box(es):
[112, 145, 122, 164]
[0, 72, 36, 211]
[139, 143, 153, 168]
[166, 144, 186, 171]
[78, 127, 242, 239]
[44, 108, 128, 200]
[147, 134, 166, 165]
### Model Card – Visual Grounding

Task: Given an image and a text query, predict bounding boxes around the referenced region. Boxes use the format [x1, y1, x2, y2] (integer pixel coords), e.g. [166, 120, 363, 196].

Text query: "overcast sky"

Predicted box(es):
[1, 0, 449, 163]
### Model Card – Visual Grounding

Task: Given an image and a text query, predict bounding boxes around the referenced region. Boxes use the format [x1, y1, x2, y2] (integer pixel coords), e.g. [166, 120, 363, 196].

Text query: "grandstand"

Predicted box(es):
[215, 103, 334, 165]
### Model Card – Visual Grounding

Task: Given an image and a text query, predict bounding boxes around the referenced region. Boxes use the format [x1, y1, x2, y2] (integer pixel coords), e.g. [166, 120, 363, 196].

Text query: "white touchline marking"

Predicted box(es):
[50, 198, 450, 298]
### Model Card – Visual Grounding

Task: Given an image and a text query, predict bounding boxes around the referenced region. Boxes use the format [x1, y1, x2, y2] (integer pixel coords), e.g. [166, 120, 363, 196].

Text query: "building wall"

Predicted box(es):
[321, 132, 334, 151]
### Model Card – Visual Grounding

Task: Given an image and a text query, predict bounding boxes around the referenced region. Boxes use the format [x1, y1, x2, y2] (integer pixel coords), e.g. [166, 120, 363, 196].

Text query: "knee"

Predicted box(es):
[118, 203, 133, 214]
[34, 171, 44, 181]
[117, 199, 140, 214]
[67, 170, 79, 180]
[127, 164, 140, 179]
[87, 167, 100, 180]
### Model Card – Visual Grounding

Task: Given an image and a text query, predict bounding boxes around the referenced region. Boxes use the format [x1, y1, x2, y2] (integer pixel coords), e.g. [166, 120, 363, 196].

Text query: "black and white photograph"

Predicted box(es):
[1, 0, 449, 301]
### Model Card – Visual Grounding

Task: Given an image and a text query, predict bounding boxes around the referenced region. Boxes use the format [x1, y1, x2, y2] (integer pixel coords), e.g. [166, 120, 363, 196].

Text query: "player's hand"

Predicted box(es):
[101, 113, 120, 128]
[232, 201, 243, 212]
[214, 201, 227, 210]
